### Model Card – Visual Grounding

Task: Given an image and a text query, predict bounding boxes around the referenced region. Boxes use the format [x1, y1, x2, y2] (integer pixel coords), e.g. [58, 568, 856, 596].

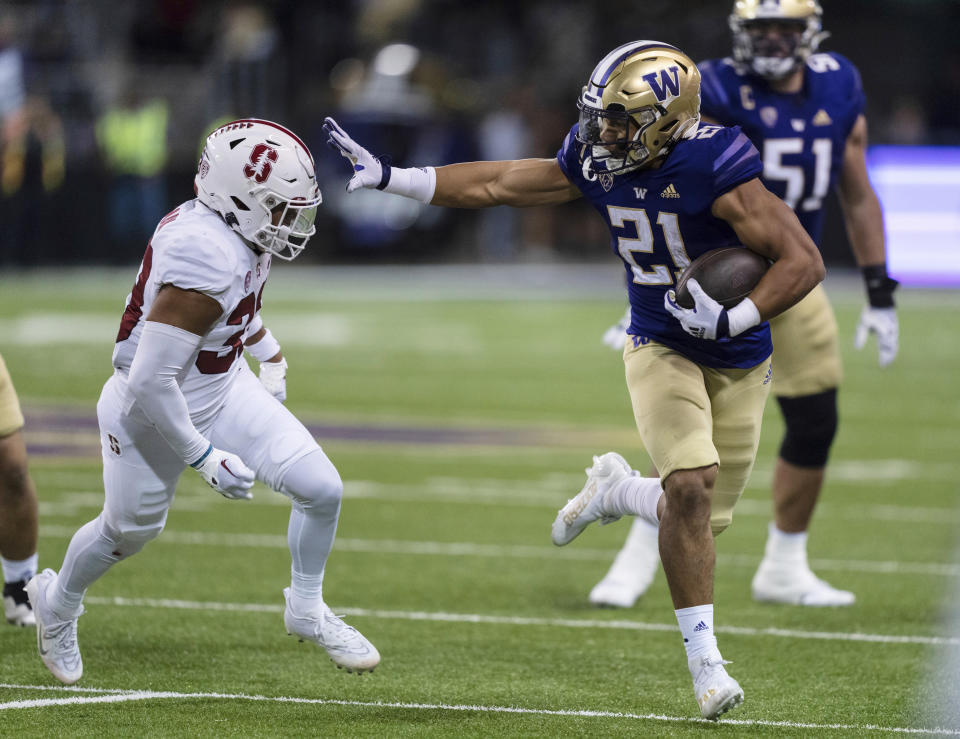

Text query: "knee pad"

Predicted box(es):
[101, 511, 165, 558]
[281, 450, 343, 513]
[777, 388, 838, 468]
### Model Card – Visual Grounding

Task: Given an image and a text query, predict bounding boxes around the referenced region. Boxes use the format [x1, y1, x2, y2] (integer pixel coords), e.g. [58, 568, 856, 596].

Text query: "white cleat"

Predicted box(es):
[689, 652, 744, 720]
[4, 579, 36, 627]
[283, 588, 380, 673]
[589, 518, 660, 608]
[552, 452, 632, 546]
[752, 560, 856, 607]
[25, 569, 83, 684]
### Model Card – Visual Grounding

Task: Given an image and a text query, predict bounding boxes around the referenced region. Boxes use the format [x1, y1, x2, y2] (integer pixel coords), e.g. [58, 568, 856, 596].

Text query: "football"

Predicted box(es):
[675, 246, 770, 310]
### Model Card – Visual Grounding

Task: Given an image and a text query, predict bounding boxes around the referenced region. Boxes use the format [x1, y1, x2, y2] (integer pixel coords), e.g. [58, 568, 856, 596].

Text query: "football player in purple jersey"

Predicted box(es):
[594, 0, 895, 611]
[325, 40, 824, 720]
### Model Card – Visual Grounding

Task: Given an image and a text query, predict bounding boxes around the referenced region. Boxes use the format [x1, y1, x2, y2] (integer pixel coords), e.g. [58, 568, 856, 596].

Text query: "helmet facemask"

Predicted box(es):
[249, 185, 321, 261]
[577, 103, 659, 175]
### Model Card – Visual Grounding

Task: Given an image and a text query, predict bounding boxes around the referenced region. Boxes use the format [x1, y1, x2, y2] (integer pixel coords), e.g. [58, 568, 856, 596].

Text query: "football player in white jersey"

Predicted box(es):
[25, 119, 379, 685]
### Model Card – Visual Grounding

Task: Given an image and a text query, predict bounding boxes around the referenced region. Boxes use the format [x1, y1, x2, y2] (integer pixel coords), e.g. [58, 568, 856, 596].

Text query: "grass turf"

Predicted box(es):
[0, 267, 957, 736]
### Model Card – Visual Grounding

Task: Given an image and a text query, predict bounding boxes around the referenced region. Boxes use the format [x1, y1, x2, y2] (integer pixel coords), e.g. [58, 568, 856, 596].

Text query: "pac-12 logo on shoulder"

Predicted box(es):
[107, 433, 122, 456]
[244, 270, 252, 291]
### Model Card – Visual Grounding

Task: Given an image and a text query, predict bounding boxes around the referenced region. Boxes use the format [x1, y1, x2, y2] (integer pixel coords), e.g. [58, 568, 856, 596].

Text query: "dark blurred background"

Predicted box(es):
[0, 0, 956, 269]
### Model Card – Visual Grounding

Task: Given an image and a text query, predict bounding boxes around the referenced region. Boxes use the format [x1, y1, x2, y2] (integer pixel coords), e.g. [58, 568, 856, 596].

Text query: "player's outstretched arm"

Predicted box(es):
[323, 116, 579, 209]
[837, 115, 899, 366]
[127, 286, 255, 500]
[712, 178, 825, 321]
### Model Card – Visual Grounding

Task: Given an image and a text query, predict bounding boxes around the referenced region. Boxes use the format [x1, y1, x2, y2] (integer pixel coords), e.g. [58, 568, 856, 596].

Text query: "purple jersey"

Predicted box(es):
[699, 52, 865, 245]
[557, 123, 771, 369]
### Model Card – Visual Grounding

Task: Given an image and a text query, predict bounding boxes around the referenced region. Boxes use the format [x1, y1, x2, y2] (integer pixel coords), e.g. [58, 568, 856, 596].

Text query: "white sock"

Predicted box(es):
[603, 475, 662, 526]
[1, 552, 38, 583]
[52, 515, 123, 617]
[290, 565, 325, 614]
[676, 604, 718, 659]
[281, 451, 342, 613]
[764, 522, 809, 565]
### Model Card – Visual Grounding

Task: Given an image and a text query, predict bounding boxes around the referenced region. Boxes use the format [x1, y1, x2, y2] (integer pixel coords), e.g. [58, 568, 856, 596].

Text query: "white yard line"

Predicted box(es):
[0, 683, 956, 735]
[37, 525, 960, 578]
[78, 596, 959, 647]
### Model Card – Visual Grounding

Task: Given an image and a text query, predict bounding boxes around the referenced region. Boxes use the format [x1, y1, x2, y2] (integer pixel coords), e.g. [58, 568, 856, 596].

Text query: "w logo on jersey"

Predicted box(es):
[642, 66, 681, 102]
[243, 143, 278, 183]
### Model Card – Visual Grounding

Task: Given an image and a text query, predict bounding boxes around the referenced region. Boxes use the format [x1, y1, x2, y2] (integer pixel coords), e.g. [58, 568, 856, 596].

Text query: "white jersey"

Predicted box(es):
[112, 199, 271, 429]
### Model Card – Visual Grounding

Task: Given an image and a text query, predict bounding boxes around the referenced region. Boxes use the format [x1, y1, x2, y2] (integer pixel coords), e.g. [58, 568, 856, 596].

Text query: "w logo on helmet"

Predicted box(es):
[642, 66, 681, 102]
[243, 143, 279, 183]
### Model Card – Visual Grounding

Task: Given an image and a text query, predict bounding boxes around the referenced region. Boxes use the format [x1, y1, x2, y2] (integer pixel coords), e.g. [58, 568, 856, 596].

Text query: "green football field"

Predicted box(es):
[0, 266, 958, 737]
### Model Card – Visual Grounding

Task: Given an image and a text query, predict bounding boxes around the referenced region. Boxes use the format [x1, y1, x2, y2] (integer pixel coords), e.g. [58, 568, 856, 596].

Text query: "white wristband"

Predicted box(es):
[383, 166, 436, 204]
[247, 328, 281, 362]
[727, 297, 762, 337]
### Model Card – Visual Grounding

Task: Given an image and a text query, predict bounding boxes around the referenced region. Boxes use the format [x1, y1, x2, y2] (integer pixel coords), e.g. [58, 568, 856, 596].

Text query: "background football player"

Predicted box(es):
[593, 0, 897, 610]
[26, 119, 379, 685]
[324, 40, 824, 720]
[0, 353, 40, 627]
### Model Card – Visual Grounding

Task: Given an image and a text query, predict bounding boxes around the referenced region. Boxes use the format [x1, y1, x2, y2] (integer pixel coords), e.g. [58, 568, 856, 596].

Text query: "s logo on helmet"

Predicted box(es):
[642, 66, 681, 102]
[243, 144, 279, 183]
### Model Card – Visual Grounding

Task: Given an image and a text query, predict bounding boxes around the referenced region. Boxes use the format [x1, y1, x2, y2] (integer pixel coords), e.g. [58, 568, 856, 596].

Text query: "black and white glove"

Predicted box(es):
[322, 116, 388, 193]
[323, 116, 436, 202]
[259, 358, 288, 402]
[664, 279, 761, 341]
[190, 443, 255, 501]
[854, 265, 899, 367]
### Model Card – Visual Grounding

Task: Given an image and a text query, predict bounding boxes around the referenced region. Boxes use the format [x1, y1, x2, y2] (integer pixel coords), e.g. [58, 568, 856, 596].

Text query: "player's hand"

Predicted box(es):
[854, 306, 898, 367]
[602, 307, 631, 351]
[322, 117, 384, 193]
[664, 279, 727, 341]
[259, 357, 288, 402]
[191, 444, 255, 500]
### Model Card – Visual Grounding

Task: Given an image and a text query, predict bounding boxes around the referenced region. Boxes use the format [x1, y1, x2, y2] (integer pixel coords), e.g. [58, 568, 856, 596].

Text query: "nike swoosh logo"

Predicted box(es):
[220, 460, 236, 477]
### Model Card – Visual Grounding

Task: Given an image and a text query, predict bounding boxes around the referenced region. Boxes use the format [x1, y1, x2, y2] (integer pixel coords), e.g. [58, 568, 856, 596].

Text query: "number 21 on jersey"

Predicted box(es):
[608, 206, 691, 285]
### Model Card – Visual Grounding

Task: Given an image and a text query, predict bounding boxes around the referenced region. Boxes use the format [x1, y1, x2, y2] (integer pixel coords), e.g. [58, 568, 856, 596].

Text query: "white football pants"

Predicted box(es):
[50, 363, 342, 615]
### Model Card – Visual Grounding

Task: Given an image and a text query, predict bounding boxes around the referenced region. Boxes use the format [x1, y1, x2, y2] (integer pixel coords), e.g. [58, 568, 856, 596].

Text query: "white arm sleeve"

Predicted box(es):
[126, 320, 211, 465]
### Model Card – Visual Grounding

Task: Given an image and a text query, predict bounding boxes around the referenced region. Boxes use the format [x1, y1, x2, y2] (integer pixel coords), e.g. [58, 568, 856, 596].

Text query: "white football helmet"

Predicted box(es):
[195, 118, 321, 260]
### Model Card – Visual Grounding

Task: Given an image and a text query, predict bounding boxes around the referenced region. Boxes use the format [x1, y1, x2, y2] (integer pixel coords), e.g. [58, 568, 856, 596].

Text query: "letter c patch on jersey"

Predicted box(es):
[243, 144, 278, 183]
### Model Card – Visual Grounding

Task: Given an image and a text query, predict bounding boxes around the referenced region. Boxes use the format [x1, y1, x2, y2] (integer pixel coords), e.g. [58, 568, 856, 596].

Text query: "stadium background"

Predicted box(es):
[0, 0, 957, 268]
[3, 2, 960, 733]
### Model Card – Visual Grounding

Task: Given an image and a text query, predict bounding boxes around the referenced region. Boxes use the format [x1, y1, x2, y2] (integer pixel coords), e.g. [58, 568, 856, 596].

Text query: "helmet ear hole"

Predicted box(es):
[230, 196, 251, 211]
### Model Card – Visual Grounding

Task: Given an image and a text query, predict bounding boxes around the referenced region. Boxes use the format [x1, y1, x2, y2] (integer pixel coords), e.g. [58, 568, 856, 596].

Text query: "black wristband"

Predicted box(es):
[375, 155, 393, 191]
[716, 310, 730, 339]
[861, 264, 898, 308]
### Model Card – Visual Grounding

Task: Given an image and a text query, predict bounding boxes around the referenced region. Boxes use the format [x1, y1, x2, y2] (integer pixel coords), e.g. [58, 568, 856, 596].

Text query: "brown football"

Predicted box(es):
[675, 247, 770, 310]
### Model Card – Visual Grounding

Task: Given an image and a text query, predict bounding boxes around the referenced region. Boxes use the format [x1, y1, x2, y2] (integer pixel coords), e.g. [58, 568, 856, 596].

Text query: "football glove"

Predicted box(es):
[259, 357, 288, 402]
[322, 117, 386, 193]
[664, 279, 728, 340]
[854, 306, 898, 367]
[602, 306, 631, 351]
[190, 444, 255, 501]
